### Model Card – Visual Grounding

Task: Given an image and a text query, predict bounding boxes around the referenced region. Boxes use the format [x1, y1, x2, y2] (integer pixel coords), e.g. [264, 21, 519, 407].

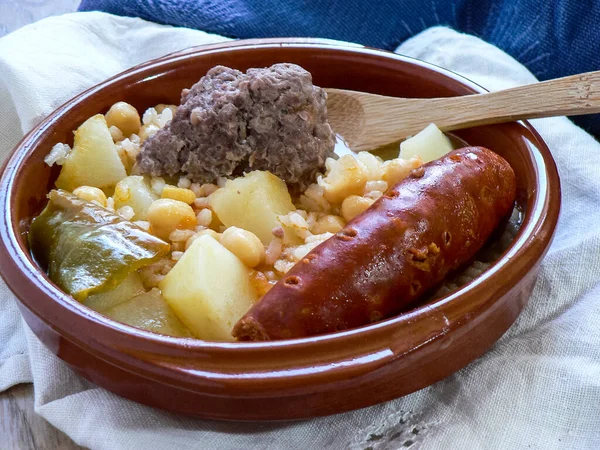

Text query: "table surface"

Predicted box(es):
[1, 384, 85, 449]
[1, 3, 88, 448]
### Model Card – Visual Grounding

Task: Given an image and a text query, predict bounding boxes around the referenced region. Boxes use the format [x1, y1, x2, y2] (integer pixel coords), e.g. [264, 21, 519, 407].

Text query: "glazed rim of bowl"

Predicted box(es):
[0, 38, 559, 396]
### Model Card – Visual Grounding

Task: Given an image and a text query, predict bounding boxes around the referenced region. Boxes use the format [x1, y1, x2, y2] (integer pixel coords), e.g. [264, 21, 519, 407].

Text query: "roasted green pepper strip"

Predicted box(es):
[30, 189, 170, 301]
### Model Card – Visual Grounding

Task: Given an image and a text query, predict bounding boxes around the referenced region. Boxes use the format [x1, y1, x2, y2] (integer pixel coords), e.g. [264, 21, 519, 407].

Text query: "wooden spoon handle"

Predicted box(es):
[422, 70, 600, 130]
[331, 70, 600, 151]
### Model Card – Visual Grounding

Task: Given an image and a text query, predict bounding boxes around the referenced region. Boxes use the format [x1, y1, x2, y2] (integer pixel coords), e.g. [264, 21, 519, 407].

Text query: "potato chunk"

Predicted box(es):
[159, 235, 257, 341]
[55, 114, 127, 192]
[113, 176, 158, 221]
[400, 123, 454, 163]
[209, 171, 295, 245]
[104, 288, 192, 337]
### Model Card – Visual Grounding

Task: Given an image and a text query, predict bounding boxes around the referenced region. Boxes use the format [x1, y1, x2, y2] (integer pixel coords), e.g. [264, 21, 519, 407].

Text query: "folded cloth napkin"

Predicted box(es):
[2, 11, 600, 450]
[78, 0, 600, 136]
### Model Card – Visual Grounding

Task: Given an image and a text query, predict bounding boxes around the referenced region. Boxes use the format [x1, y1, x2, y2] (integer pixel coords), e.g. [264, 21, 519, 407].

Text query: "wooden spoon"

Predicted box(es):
[325, 71, 600, 152]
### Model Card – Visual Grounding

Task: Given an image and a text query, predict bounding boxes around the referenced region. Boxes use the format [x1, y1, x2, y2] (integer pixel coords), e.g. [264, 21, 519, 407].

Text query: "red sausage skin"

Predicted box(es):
[233, 147, 517, 341]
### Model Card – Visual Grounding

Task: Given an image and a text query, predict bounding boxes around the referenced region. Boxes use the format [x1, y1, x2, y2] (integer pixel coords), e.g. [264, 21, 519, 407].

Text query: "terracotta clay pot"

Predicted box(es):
[0, 38, 560, 421]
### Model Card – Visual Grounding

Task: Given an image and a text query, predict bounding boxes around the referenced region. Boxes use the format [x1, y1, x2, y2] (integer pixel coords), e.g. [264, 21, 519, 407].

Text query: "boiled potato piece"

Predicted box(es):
[209, 171, 295, 244]
[56, 114, 127, 192]
[400, 123, 454, 163]
[113, 176, 158, 221]
[104, 288, 192, 337]
[84, 271, 145, 312]
[159, 235, 257, 341]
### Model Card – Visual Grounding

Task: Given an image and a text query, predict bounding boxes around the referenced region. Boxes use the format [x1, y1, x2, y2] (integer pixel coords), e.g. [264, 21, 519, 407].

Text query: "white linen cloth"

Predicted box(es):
[1, 12, 600, 450]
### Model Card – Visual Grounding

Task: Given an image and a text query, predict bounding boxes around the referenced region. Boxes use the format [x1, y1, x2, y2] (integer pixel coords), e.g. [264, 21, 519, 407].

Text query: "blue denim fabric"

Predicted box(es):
[79, 0, 600, 135]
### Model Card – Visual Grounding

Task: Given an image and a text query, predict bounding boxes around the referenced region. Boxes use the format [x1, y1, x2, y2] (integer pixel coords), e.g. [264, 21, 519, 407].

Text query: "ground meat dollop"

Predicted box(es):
[137, 63, 336, 191]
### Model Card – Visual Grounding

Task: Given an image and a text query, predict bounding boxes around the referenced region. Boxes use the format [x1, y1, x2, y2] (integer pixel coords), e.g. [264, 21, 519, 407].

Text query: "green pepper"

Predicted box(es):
[30, 189, 170, 301]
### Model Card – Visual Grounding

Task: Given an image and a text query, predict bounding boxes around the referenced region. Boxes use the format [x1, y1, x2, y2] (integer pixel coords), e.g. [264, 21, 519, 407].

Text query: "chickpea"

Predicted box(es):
[105, 102, 141, 137]
[220, 227, 265, 268]
[73, 186, 107, 207]
[312, 214, 345, 235]
[161, 185, 196, 205]
[341, 195, 374, 222]
[147, 199, 196, 240]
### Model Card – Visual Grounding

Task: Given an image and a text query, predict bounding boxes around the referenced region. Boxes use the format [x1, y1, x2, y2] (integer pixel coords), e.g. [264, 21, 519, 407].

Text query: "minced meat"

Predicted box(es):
[137, 63, 336, 191]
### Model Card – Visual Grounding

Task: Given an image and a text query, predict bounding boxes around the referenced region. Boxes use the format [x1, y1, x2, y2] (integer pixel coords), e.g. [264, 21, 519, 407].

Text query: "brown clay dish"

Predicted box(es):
[0, 38, 560, 420]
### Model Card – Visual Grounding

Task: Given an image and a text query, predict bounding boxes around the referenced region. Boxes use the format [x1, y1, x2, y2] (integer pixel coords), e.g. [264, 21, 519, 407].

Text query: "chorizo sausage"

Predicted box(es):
[233, 147, 517, 341]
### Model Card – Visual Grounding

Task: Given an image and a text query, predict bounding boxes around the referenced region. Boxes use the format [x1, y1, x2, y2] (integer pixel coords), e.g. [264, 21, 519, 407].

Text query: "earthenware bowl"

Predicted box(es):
[0, 38, 560, 420]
